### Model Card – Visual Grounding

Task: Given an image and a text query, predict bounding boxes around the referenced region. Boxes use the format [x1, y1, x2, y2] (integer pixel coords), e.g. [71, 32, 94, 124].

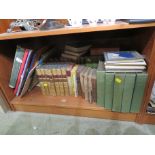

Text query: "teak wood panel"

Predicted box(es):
[11, 87, 137, 121]
[13, 104, 137, 121]
[0, 43, 15, 103]
[0, 19, 14, 34]
[0, 22, 155, 40]
[141, 114, 155, 124]
[135, 29, 155, 123]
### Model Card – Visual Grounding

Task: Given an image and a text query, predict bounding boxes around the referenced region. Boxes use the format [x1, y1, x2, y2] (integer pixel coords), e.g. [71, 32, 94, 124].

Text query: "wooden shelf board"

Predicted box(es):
[142, 114, 155, 124]
[11, 87, 137, 121]
[1, 22, 155, 40]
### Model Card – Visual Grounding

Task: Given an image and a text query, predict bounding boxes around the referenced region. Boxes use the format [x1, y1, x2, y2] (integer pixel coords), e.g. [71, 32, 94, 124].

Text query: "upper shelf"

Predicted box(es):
[0, 21, 155, 40]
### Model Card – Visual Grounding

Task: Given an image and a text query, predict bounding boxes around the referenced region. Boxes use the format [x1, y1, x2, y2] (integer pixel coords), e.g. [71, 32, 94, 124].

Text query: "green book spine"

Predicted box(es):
[97, 70, 105, 107]
[9, 46, 25, 88]
[121, 73, 136, 113]
[104, 72, 114, 110]
[112, 73, 125, 112]
[130, 72, 148, 113]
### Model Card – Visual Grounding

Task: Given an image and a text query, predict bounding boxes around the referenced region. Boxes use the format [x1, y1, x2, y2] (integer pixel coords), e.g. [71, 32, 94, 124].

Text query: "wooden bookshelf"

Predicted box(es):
[0, 20, 155, 124]
[11, 87, 137, 121]
[0, 21, 155, 40]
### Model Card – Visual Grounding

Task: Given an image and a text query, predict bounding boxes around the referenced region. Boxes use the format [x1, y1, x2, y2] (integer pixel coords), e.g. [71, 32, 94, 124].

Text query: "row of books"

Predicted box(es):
[9, 45, 54, 97]
[36, 63, 97, 103]
[97, 61, 148, 113]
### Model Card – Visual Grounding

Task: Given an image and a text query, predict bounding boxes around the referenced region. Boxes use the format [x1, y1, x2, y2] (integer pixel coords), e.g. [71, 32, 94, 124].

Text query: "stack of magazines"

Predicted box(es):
[103, 51, 146, 72]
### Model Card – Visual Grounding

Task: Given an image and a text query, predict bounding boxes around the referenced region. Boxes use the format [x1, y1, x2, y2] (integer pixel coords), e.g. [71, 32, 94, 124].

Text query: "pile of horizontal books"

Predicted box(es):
[61, 42, 91, 63]
[36, 63, 97, 104]
[103, 51, 146, 72]
[97, 51, 148, 113]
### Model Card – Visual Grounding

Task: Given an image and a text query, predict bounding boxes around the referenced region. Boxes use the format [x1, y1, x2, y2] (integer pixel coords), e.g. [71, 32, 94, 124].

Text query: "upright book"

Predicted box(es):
[112, 73, 125, 112]
[104, 72, 114, 110]
[97, 61, 105, 107]
[9, 46, 25, 88]
[14, 49, 29, 95]
[130, 72, 148, 113]
[16, 50, 33, 96]
[121, 73, 136, 113]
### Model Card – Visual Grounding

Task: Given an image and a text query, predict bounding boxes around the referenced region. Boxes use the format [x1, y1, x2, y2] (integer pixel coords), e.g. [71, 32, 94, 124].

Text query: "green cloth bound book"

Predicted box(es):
[130, 72, 148, 113]
[104, 72, 114, 110]
[97, 61, 105, 107]
[121, 73, 136, 113]
[112, 73, 125, 112]
[9, 46, 25, 88]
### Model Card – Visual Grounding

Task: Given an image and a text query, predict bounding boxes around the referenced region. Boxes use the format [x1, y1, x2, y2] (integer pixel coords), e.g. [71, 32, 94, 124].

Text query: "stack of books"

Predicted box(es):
[35, 63, 97, 104]
[61, 42, 91, 63]
[9, 45, 54, 97]
[103, 51, 146, 72]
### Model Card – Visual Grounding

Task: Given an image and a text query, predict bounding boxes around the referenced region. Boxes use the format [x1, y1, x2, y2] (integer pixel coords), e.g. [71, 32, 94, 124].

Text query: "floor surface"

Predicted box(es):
[0, 111, 155, 135]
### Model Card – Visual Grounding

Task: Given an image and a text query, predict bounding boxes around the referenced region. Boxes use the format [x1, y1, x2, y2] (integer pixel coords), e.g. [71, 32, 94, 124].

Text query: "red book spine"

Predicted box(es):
[14, 49, 29, 95]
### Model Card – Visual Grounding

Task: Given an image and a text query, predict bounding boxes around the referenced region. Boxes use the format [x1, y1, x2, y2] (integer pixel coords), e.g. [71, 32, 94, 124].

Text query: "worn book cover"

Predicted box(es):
[80, 66, 88, 98]
[91, 69, 97, 103]
[84, 67, 91, 102]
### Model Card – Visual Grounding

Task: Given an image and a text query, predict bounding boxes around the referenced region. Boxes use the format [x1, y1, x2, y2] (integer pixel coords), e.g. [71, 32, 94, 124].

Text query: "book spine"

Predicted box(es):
[92, 70, 97, 103]
[9, 46, 25, 88]
[104, 72, 114, 110]
[73, 66, 78, 97]
[16, 50, 33, 96]
[14, 49, 29, 95]
[112, 73, 125, 112]
[130, 72, 148, 113]
[61, 66, 69, 96]
[97, 70, 105, 107]
[121, 73, 136, 113]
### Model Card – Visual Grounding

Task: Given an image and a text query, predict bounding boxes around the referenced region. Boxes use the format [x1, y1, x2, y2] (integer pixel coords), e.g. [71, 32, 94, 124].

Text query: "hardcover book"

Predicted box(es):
[130, 72, 148, 113]
[104, 72, 114, 110]
[97, 61, 105, 107]
[14, 49, 29, 95]
[9, 46, 25, 88]
[112, 73, 125, 112]
[65, 42, 91, 53]
[121, 73, 136, 113]
[104, 51, 144, 62]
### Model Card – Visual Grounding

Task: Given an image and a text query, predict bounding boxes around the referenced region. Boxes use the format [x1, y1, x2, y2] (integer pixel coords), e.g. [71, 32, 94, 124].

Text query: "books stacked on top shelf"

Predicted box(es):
[103, 51, 146, 72]
[35, 63, 97, 104]
[61, 42, 91, 63]
[9, 45, 55, 97]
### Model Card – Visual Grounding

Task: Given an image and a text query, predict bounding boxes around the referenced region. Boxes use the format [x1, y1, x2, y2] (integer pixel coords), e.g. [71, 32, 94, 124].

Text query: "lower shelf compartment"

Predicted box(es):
[11, 87, 137, 121]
